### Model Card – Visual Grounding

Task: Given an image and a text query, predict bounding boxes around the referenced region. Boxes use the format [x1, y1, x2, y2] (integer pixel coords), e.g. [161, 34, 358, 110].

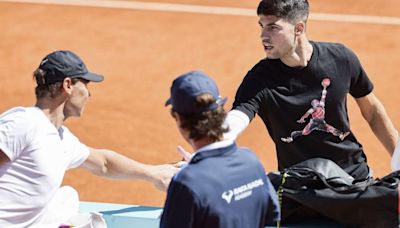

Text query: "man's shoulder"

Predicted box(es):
[312, 41, 350, 55]
[313, 40, 346, 48]
[236, 147, 261, 161]
[249, 58, 273, 73]
[0, 107, 46, 147]
[1, 106, 28, 116]
[0, 106, 39, 125]
[175, 147, 263, 182]
[235, 147, 266, 172]
[170, 166, 202, 197]
[240, 59, 274, 87]
[173, 161, 208, 183]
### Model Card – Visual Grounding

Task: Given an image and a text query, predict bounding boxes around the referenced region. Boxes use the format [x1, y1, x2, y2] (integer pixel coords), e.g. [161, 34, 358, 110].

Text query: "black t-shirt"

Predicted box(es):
[232, 41, 374, 179]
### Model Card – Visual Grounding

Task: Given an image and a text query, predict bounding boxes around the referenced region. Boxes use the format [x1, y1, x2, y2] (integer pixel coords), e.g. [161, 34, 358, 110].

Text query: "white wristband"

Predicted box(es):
[223, 110, 250, 141]
[390, 130, 400, 171]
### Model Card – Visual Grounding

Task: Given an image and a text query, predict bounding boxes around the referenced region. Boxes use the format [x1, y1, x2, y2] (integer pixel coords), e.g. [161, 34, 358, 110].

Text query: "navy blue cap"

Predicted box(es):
[38, 50, 104, 85]
[165, 71, 227, 114]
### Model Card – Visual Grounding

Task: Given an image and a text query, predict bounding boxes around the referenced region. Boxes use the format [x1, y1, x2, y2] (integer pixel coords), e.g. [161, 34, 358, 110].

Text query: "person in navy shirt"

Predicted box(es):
[160, 71, 280, 228]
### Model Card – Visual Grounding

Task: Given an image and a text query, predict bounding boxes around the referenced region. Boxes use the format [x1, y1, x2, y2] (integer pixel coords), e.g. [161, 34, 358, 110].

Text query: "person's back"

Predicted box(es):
[160, 71, 280, 228]
[164, 144, 278, 228]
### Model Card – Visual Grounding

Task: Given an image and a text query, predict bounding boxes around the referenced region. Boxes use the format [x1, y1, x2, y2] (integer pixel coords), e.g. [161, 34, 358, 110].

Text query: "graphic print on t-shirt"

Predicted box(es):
[281, 78, 350, 143]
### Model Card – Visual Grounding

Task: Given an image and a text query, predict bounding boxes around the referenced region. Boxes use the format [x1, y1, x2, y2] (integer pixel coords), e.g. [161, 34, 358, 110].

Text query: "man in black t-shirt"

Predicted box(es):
[225, 0, 398, 180]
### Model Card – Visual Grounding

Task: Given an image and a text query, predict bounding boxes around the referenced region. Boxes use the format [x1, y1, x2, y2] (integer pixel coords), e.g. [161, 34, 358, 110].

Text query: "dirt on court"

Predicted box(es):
[0, 0, 399, 207]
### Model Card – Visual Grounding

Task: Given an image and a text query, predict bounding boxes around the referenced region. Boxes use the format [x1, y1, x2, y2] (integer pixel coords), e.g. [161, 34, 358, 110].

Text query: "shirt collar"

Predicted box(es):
[190, 139, 235, 163]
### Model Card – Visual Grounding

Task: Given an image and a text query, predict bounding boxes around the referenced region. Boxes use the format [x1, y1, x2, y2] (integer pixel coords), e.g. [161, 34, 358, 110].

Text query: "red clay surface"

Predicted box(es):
[0, 0, 399, 207]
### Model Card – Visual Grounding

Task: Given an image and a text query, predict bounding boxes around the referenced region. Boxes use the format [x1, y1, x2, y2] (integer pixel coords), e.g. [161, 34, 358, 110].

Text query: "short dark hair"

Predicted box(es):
[33, 68, 80, 99]
[257, 0, 309, 23]
[172, 93, 228, 142]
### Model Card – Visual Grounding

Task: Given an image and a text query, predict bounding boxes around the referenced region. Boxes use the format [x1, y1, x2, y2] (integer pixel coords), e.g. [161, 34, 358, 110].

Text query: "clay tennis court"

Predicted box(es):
[0, 0, 399, 207]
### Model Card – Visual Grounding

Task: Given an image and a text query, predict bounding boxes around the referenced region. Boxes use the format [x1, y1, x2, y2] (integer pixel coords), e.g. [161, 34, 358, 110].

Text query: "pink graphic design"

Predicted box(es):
[281, 78, 350, 143]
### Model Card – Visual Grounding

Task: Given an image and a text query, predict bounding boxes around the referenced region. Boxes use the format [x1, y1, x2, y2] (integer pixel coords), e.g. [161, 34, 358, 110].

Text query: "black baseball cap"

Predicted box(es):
[38, 50, 104, 85]
[165, 71, 227, 114]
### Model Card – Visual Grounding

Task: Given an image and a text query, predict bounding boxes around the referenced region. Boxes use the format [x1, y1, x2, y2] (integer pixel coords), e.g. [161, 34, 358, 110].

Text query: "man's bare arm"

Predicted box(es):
[79, 147, 179, 191]
[355, 92, 398, 155]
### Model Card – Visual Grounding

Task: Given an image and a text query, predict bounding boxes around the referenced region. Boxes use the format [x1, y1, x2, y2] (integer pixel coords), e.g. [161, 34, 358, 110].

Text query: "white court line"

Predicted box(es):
[1, 0, 400, 25]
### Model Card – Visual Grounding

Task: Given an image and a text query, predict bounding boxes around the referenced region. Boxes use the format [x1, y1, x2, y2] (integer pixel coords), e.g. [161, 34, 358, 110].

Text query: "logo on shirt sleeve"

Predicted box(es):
[221, 178, 264, 204]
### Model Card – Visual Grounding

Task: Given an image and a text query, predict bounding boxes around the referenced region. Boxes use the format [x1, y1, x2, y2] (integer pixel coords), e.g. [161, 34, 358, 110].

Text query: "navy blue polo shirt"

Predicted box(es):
[160, 141, 280, 228]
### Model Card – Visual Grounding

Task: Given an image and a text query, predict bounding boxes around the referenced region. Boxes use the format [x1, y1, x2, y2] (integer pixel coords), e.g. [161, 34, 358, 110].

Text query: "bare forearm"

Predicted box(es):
[223, 110, 250, 141]
[82, 148, 179, 191]
[356, 93, 398, 155]
[366, 106, 398, 155]
[89, 149, 153, 180]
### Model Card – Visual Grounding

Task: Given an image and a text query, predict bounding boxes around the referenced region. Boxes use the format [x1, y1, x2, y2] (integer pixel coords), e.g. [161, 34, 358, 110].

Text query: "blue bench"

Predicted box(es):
[79, 201, 343, 228]
[80, 201, 162, 227]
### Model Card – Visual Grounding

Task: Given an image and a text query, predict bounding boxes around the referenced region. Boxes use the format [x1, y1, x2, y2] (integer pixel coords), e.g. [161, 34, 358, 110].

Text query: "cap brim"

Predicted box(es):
[81, 72, 104, 82]
[217, 97, 228, 106]
[165, 98, 172, 106]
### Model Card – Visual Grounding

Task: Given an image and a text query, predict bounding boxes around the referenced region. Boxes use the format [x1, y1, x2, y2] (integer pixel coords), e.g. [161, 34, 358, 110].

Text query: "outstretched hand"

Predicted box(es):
[177, 145, 193, 162]
[148, 146, 195, 191]
[148, 164, 180, 191]
[147, 146, 194, 191]
[171, 145, 194, 169]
